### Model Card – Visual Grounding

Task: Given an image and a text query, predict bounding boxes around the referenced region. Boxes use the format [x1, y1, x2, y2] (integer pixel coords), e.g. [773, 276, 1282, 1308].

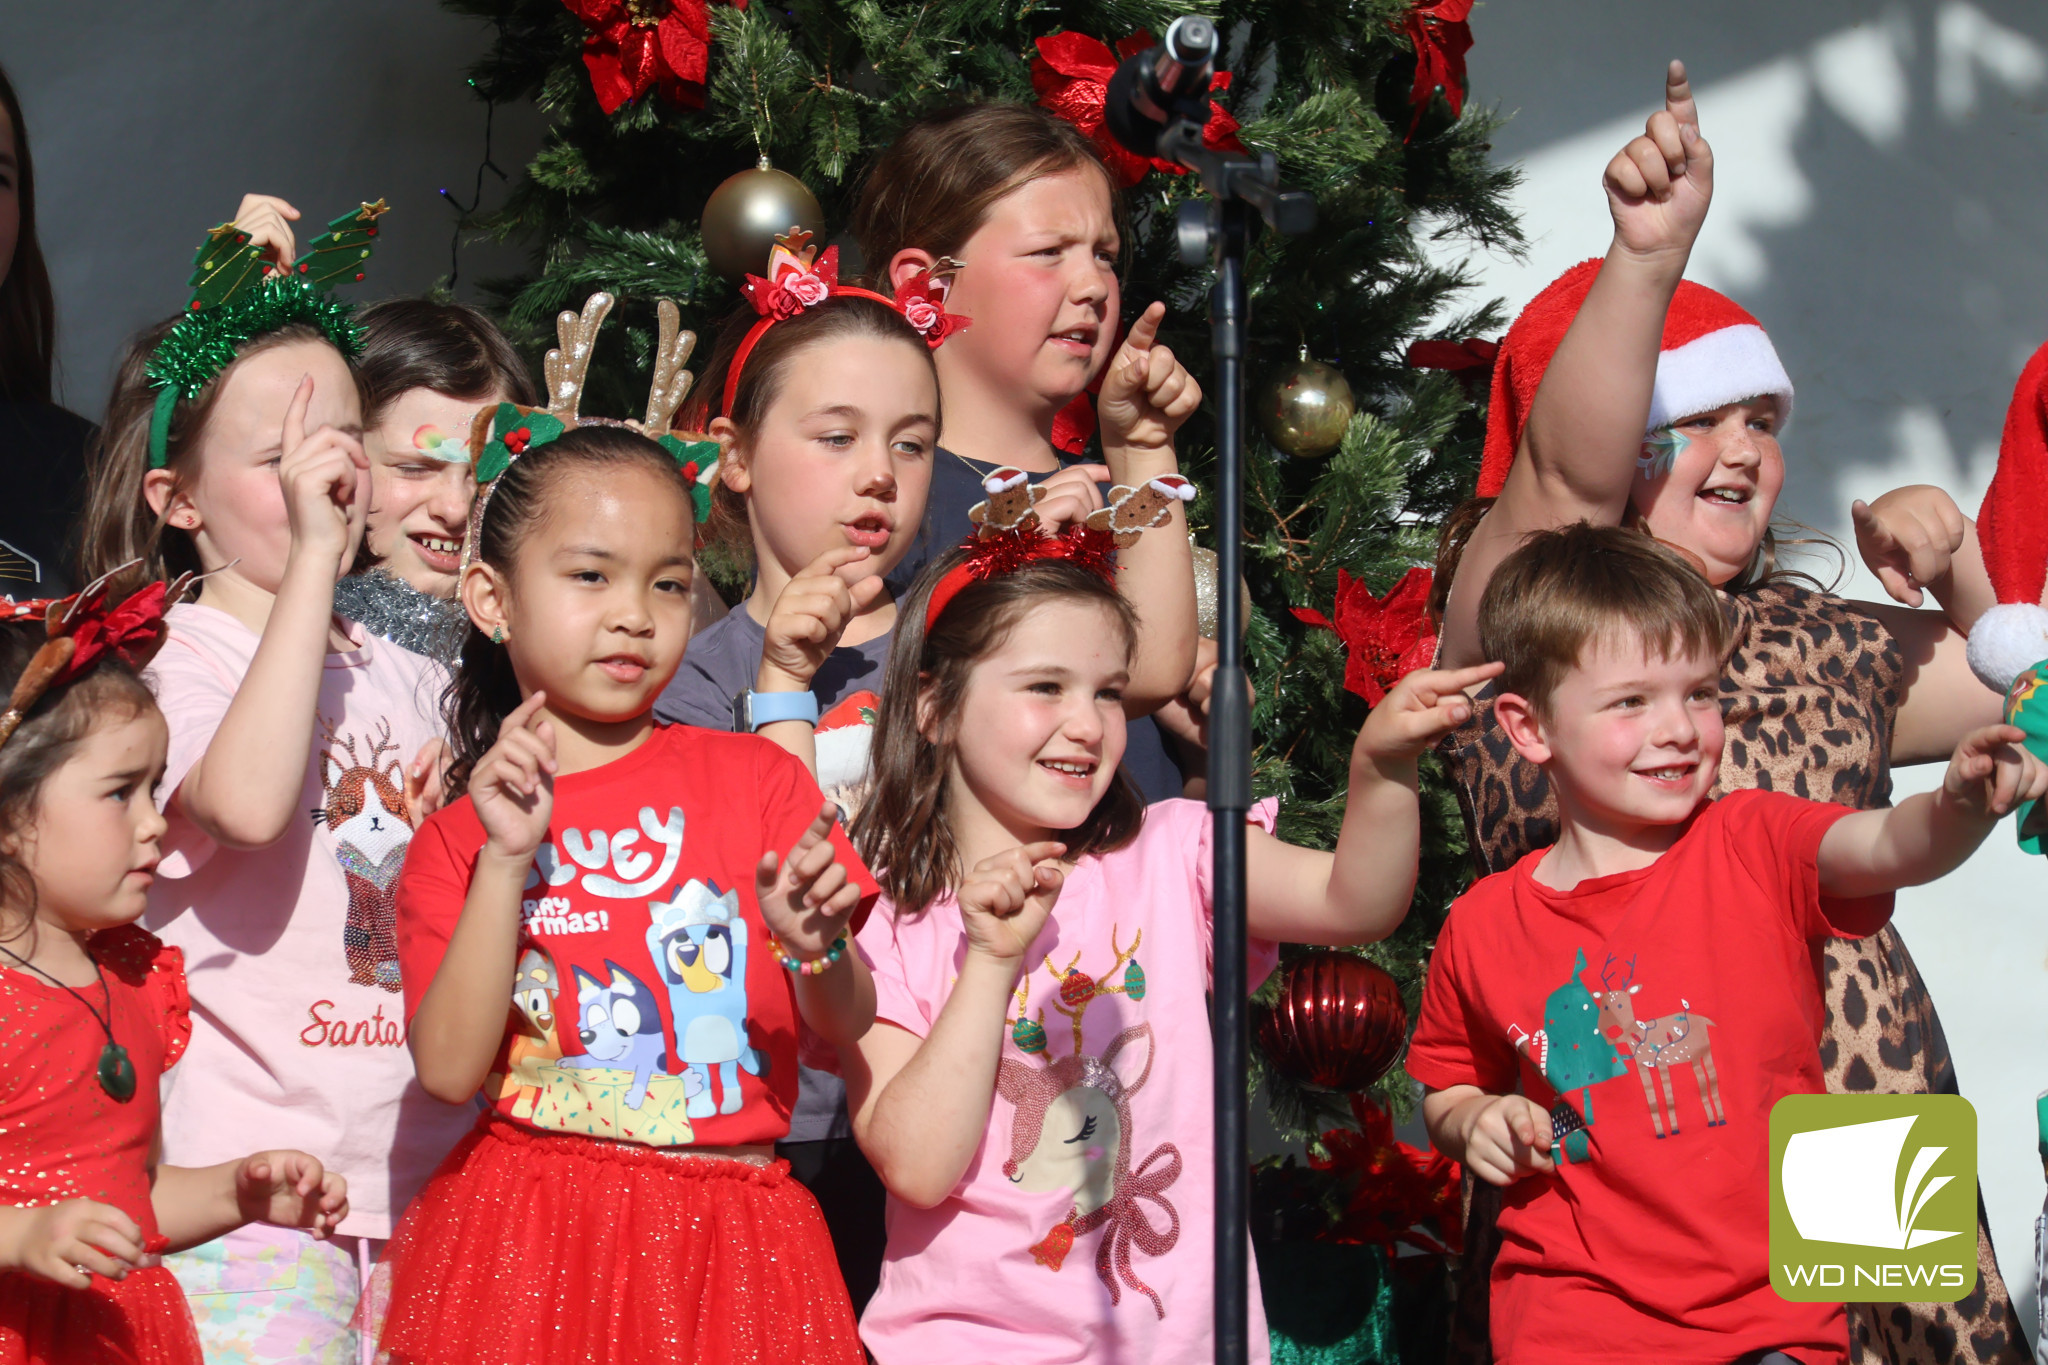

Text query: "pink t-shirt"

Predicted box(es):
[855, 797, 1279, 1365]
[144, 602, 476, 1238]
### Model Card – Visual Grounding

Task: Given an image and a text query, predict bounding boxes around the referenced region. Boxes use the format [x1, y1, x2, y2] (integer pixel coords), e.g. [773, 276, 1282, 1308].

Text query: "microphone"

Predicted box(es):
[1103, 16, 1219, 160]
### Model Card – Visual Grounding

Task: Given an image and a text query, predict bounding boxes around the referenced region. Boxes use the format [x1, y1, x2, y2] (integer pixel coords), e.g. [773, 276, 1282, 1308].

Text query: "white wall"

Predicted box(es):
[0, 2, 541, 418]
[1451, 0, 2048, 1335]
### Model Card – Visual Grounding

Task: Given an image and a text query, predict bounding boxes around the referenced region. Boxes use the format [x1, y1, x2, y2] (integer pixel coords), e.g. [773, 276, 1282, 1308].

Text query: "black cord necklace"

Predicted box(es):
[0, 942, 136, 1102]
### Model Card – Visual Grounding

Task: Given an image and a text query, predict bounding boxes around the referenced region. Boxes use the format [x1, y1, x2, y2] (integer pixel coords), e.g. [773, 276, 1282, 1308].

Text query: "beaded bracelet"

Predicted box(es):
[769, 929, 848, 976]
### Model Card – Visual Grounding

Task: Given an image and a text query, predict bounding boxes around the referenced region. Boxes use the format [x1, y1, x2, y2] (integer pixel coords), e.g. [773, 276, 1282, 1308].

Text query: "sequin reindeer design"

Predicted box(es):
[999, 927, 1182, 1318]
[1595, 953, 1727, 1138]
[315, 716, 415, 992]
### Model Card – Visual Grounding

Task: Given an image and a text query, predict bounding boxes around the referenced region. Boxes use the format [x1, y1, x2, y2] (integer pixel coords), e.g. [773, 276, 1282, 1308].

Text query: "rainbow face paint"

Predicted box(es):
[412, 424, 470, 464]
[1638, 427, 1689, 480]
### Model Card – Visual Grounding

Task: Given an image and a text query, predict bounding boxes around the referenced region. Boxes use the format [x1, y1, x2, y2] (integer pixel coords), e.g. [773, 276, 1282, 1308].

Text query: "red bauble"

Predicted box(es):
[1257, 951, 1407, 1092]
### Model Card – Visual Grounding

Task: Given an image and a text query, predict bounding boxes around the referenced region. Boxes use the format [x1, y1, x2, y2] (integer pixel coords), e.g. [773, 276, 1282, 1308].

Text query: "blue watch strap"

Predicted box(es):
[740, 689, 820, 731]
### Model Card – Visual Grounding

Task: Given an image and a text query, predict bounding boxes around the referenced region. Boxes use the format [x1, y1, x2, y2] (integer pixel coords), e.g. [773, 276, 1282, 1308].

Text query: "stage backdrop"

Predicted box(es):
[10, 0, 2047, 1335]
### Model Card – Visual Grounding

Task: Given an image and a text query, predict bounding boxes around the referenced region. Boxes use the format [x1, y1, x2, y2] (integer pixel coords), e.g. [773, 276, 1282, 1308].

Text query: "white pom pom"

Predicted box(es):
[1966, 603, 2048, 693]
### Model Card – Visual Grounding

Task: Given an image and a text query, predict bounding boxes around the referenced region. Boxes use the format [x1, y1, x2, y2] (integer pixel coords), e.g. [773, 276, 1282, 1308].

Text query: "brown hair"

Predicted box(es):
[75, 320, 365, 589]
[852, 103, 1127, 292]
[0, 621, 158, 944]
[1476, 521, 1732, 715]
[1430, 495, 1835, 626]
[684, 293, 938, 553]
[444, 424, 695, 796]
[850, 548, 1144, 916]
[0, 64, 55, 405]
[354, 298, 537, 426]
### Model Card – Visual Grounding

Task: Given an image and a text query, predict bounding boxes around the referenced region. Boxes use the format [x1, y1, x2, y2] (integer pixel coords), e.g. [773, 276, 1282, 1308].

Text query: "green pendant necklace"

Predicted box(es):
[0, 943, 136, 1102]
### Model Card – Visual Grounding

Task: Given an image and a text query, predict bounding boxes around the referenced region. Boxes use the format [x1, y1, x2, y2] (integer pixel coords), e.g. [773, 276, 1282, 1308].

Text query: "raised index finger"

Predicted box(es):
[282, 375, 313, 455]
[1121, 302, 1166, 353]
[1665, 59, 1699, 134]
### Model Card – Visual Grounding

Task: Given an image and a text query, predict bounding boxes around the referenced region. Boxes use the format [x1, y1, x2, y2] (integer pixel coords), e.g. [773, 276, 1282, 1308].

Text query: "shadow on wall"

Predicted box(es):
[0, 0, 544, 418]
[1449, 0, 2048, 537]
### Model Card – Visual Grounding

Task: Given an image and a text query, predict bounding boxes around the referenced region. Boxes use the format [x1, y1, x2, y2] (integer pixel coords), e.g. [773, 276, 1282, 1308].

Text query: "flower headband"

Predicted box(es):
[462, 293, 722, 577]
[146, 201, 388, 469]
[0, 562, 212, 749]
[721, 228, 969, 418]
[923, 468, 1198, 630]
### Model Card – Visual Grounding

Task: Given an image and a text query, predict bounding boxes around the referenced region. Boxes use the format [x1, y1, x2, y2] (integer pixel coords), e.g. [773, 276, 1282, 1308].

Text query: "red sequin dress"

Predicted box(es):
[0, 924, 199, 1365]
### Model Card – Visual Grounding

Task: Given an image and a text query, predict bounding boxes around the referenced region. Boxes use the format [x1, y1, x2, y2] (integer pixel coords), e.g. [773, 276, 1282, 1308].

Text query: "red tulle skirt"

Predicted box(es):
[0, 1265, 202, 1365]
[371, 1114, 862, 1365]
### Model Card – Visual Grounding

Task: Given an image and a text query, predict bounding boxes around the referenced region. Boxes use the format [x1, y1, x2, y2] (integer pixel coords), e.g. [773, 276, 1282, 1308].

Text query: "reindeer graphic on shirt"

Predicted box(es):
[1000, 926, 1181, 1318]
[315, 717, 414, 992]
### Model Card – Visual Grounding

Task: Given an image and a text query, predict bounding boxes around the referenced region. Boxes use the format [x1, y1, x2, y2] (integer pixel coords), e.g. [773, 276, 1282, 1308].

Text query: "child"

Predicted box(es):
[334, 297, 538, 662]
[1410, 523, 2046, 1364]
[1429, 63, 2027, 1362]
[853, 101, 1200, 802]
[0, 579, 347, 1365]
[844, 522, 1497, 1363]
[379, 326, 877, 1363]
[74, 203, 475, 1364]
[653, 258, 949, 1310]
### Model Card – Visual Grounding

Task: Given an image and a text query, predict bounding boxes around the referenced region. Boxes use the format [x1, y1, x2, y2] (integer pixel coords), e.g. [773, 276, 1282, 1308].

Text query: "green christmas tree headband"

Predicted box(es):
[460, 292, 722, 578]
[144, 200, 388, 469]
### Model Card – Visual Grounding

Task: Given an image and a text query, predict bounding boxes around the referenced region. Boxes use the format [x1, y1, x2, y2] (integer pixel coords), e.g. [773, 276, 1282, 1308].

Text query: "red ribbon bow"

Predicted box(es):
[1399, 0, 1474, 140]
[1032, 31, 1246, 189]
[1292, 567, 1438, 706]
[565, 0, 732, 114]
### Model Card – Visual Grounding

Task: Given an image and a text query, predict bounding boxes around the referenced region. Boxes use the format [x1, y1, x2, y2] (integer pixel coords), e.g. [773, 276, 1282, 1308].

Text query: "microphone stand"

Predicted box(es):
[1149, 118, 1314, 1365]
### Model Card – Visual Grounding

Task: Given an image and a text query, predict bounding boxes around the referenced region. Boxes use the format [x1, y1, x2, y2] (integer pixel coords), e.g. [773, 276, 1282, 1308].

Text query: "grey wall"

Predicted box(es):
[1, 1, 541, 418]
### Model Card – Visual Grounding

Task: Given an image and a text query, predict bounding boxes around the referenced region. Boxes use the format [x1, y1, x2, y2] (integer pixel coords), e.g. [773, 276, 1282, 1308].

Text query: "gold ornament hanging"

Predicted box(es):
[1190, 542, 1252, 640]
[1259, 356, 1356, 459]
[700, 157, 827, 282]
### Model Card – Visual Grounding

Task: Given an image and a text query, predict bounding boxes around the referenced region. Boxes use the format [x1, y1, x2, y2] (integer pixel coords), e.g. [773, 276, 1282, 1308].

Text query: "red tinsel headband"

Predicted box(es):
[923, 467, 1198, 631]
[0, 561, 211, 748]
[721, 229, 969, 418]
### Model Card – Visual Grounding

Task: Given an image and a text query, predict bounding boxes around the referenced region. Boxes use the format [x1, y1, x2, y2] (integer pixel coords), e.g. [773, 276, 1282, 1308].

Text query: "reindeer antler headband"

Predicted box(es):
[462, 293, 722, 576]
[146, 201, 389, 469]
[0, 563, 217, 749]
[923, 468, 1198, 631]
[720, 228, 968, 419]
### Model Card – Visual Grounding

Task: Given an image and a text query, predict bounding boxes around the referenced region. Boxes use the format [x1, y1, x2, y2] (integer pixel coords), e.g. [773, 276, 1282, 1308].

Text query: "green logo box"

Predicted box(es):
[1768, 1094, 1977, 1303]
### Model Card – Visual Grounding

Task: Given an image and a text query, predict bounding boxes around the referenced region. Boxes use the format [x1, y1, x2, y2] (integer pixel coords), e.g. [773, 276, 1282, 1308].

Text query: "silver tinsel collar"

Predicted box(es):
[333, 570, 470, 664]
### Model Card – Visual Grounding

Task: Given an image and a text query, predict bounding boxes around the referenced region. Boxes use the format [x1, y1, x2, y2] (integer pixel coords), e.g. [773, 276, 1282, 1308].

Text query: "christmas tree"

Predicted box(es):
[449, 0, 1518, 1211]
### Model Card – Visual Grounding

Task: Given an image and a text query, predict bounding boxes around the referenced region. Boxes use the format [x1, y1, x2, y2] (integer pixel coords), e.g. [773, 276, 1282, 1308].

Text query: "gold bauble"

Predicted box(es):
[700, 156, 826, 281]
[1259, 358, 1356, 459]
[1191, 542, 1252, 639]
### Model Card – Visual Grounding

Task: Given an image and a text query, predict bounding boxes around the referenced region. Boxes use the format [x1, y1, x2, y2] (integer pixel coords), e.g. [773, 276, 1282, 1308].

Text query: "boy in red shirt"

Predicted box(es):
[1408, 524, 2046, 1365]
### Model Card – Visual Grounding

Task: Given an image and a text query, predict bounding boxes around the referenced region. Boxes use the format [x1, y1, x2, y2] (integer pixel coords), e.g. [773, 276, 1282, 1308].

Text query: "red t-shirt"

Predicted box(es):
[396, 724, 877, 1150]
[1407, 790, 1891, 1365]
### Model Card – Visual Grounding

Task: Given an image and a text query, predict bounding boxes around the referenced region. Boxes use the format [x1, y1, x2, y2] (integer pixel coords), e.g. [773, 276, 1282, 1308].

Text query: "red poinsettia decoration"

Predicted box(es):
[565, 0, 736, 114]
[1400, 0, 1474, 140]
[1292, 567, 1437, 706]
[1031, 32, 1246, 189]
[1310, 1095, 1462, 1255]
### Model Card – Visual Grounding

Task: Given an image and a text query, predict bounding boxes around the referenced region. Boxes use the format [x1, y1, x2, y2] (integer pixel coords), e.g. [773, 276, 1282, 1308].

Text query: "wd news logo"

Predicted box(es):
[1769, 1095, 1977, 1303]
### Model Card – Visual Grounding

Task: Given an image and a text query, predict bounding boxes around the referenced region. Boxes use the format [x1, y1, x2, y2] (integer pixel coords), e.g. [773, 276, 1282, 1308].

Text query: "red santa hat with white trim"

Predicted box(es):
[1966, 340, 2048, 693]
[1476, 258, 1796, 498]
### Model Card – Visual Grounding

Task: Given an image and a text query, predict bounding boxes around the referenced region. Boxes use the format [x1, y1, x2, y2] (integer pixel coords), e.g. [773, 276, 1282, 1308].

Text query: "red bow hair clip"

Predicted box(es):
[722, 230, 969, 417]
[0, 562, 213, 748]
[923, 468, 1198, 630]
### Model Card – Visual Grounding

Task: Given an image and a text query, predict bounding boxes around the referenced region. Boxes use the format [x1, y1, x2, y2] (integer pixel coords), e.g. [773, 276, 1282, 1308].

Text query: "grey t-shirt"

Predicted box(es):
[655, 605, 891, 1142]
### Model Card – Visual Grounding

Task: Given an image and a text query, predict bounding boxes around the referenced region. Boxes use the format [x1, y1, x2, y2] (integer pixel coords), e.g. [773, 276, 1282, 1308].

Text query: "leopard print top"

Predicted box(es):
[1441, 580, 1901, 876]
[1437, 580, 2028, 1365]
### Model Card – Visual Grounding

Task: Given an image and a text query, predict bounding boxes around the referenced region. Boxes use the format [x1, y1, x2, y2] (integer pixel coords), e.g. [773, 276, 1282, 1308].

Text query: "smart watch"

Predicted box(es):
[733, 689, 820, 732]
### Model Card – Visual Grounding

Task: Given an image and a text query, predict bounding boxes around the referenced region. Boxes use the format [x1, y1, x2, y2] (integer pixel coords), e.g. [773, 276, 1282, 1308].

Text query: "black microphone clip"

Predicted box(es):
[1103, 16, 1219, 160]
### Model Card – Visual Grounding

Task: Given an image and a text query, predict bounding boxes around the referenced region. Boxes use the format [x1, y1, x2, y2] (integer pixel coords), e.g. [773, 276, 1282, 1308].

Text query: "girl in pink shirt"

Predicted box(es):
[845, 537, 1499, 1364]
[75, 198, 473, 1364]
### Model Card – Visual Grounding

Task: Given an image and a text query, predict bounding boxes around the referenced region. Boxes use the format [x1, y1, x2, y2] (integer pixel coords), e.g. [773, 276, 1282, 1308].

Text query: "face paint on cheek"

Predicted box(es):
[1638, 427, 1689, 481]
[413, 425, 470, 464]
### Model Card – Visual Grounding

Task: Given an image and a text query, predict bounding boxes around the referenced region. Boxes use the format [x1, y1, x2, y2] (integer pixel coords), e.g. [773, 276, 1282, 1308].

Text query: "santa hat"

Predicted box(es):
[1966, 341, 2048, 693]
[1476, 258, 1796, 499]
